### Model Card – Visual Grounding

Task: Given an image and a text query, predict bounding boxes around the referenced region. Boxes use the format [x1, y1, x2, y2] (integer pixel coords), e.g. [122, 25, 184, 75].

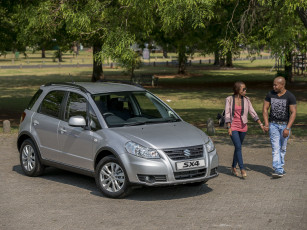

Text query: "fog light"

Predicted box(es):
[145, 176, 155, 184]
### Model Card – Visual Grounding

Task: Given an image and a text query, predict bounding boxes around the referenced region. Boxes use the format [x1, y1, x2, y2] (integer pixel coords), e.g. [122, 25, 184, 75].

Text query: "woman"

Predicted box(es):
[225, 82, 265, 178]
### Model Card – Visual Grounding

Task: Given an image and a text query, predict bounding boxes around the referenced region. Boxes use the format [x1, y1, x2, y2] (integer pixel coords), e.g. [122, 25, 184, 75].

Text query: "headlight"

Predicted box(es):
[205, 137, 215, 153]
[125, 141, 160, 159]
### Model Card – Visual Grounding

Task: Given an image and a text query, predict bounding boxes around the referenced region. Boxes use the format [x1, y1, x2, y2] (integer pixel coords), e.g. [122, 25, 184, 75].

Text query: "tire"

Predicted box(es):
[20, 139, 44, 177]
[95, 156, 131, 198]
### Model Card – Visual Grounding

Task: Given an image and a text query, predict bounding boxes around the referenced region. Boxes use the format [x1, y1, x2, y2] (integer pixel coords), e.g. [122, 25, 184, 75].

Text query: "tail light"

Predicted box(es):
[20, 112, 26, 123]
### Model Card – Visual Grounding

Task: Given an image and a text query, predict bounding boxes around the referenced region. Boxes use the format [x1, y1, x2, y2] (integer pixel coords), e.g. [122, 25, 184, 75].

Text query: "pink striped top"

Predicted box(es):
[231, 105, 248, 132]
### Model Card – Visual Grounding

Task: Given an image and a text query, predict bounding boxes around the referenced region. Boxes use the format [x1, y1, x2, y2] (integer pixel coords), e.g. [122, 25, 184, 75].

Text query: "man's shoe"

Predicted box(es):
[282, 171, 286, 175]
[272, 172, 283, 178]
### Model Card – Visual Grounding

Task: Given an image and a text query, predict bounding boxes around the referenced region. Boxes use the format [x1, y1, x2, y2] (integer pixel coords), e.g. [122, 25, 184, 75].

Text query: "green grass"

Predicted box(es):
[1, 50, 273, 66]
[1, 58, 307, 136]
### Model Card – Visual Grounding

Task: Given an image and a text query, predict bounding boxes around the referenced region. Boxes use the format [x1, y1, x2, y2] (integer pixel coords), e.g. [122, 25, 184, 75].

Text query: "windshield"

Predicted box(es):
[92, 91, 180, 127]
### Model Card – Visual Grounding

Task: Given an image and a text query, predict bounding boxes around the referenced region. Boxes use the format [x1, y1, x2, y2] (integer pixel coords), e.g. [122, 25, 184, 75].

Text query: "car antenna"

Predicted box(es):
[69, 73, 75, 84]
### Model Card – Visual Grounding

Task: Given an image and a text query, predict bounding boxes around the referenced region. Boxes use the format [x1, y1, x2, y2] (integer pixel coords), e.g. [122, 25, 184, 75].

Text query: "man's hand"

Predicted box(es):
[283, 129, 290, 138]
[264, 126, 269, 133]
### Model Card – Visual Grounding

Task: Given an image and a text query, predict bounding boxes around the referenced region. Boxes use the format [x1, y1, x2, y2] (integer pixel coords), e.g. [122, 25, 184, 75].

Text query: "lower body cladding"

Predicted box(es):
[121, 148, 219, 186]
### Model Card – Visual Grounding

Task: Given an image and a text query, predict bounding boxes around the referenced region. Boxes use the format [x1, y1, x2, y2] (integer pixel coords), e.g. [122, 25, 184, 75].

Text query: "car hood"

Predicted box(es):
[111, 121, 208, 149]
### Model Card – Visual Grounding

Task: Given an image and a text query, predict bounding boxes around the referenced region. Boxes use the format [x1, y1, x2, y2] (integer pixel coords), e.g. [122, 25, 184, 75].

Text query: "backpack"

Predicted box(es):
[216, 110, 225, 127]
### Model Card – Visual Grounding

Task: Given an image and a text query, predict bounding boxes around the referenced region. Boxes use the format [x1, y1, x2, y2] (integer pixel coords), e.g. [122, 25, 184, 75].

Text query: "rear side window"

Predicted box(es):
[39, 91, 65, 118]
[27, 89, 43, 110]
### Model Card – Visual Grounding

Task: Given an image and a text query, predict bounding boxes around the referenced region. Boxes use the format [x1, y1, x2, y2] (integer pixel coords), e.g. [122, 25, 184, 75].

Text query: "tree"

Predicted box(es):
[156, 0, 215, 74]
[297, 7, 307, 29]
[16, 1, 75, 62]
[60, 0, 156, 81]
[229, 0, 307, 82]
[0, 1, 25, 53]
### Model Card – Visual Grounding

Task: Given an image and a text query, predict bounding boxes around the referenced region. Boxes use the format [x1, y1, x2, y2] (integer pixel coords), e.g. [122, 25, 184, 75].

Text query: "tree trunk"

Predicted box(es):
[58, 49, 63, 62]
[178, 46, 187, 74]
[285, 51, 293, 82]
[220, 56, 225, 67]
[92, 41, 104, 82]
[226, 51, 233, 67]
[42, 48, 46, 58]
[130, 66, 135, 82]
[76, 42, 79, 55]
[214, 49, 220, 66]
[163, 50, 168, 58]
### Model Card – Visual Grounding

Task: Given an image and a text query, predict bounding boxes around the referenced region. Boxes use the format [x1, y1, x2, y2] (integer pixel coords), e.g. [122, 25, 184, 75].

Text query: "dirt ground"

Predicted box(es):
[0, 133, 306, 230]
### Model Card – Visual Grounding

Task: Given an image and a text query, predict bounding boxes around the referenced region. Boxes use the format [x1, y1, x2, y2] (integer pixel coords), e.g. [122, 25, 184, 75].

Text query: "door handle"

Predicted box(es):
[33, 120, 39, 126]
[59, 127, 67, 134]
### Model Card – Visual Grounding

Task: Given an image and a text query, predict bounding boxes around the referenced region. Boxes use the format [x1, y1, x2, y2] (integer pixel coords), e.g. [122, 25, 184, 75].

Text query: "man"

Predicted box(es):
[263, 76, 296, 178]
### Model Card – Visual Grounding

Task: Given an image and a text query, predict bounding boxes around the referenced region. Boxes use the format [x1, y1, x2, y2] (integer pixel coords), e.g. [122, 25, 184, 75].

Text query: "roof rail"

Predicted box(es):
[44, 82, 89, 93]
[97, 79, 144, 89]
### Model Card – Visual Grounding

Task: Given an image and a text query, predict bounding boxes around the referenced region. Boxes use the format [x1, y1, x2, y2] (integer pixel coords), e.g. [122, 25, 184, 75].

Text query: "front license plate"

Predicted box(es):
[176, 159, 205, 170]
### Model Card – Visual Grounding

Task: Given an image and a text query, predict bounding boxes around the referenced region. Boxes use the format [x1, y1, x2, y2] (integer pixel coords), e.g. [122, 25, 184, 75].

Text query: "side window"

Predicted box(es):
[27, 89, 43, 110]
[89, 105, 102, 131]
[65, 92, 87, 122]
[39, 91, 65, 118]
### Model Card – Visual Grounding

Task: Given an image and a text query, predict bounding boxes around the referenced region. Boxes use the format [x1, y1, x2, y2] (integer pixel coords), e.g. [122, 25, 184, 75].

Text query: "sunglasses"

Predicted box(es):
[243, 88, 247, 91]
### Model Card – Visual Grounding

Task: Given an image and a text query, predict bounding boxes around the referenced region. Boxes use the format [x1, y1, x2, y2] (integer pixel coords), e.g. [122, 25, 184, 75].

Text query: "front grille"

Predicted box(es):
[163, 145, 203, 161]
[137, 174, 167, 182]
[174, 168, 206, 180]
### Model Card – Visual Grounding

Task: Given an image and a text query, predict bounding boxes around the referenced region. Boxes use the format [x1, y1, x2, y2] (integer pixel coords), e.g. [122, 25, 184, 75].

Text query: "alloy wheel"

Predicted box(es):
[22, 145, 36, 172]
[99, 162, 125, 193]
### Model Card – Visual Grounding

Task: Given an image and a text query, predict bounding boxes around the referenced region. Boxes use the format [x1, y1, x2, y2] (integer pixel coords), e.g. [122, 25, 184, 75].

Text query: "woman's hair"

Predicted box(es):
[233, 81, 245, 95]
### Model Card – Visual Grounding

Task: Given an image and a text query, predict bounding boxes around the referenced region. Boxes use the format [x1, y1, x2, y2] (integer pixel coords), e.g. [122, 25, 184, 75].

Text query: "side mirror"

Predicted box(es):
[68, 116, 86, 127]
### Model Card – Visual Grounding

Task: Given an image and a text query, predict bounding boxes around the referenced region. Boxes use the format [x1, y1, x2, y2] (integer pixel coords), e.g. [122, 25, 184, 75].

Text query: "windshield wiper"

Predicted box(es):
[122, 121, 147, 126]
[122, 118, 181, 127]
[165, 118, 181, 122]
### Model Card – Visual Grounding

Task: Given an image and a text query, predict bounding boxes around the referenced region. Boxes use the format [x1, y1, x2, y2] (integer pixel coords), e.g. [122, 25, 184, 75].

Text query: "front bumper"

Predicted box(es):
[121, 146, 219, 186]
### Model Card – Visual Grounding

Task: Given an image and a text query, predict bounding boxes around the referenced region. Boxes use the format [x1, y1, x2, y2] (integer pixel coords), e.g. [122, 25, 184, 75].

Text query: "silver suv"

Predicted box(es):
[17, 82, 218, 198]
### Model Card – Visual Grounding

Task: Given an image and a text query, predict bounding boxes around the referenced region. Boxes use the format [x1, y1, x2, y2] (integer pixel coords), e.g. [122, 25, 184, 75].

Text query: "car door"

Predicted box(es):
[58, 91, 98, 171]
[32, 90, 66, 161]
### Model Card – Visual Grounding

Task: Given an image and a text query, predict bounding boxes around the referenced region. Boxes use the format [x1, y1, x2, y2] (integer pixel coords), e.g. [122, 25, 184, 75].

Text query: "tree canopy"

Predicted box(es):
[1, 0, 306, 81]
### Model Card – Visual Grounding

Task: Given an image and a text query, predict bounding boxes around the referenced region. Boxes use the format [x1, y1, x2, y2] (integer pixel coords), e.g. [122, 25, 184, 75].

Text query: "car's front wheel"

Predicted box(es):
[95, 156, 131, 198]
[20, 139, 44, 177]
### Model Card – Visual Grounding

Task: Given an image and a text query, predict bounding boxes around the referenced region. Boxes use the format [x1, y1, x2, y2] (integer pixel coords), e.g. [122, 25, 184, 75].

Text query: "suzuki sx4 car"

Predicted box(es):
[17, 82, 218, 198]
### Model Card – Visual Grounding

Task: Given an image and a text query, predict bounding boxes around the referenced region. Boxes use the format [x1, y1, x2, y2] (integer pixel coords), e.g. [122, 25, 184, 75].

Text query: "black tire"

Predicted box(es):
[95, 156, 131, 198]
[20, 139, 44, 177]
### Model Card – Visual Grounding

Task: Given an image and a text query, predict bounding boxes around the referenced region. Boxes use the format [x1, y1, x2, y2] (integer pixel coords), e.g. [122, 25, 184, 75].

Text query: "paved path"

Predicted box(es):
[0, 134, 306, 230]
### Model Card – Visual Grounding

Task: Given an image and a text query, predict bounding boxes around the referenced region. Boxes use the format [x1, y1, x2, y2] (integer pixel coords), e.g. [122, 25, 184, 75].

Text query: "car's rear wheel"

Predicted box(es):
[95, 156, 131, 198]
[20, 139, 44, 177]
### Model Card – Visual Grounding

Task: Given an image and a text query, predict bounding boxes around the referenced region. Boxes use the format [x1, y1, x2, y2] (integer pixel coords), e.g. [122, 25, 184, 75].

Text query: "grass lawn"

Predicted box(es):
[0, 50, 272, 66]
[1, 58, 306, 137]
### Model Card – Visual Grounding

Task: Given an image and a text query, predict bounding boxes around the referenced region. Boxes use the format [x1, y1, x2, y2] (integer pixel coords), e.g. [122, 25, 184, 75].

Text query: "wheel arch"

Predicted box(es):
[94, 147, 120, 170]
[17, 131, 37, 152]
[17, 131, 44, 160]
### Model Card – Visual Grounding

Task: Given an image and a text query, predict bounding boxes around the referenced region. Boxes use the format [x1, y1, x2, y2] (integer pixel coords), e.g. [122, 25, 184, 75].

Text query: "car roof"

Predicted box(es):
[43, 82, 146, 95]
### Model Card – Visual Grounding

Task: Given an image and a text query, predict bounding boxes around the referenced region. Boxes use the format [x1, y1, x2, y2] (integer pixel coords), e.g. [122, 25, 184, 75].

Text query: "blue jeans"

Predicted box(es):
[269, 123, 290, 174]
[230, 131, 246, 170]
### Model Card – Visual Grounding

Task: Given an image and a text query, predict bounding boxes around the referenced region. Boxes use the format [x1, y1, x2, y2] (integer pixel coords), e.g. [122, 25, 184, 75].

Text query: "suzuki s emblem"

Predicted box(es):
[184, 149, 191, 157]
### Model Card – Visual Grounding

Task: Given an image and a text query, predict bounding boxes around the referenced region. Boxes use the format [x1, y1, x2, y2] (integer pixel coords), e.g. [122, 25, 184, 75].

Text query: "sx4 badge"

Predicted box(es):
[176, 159, 205, 170]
